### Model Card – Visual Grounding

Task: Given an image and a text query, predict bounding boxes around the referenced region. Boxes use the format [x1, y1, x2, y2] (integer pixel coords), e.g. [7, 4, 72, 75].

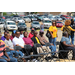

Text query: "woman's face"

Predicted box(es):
[24, 32, 28, 37]
[52, 22, 56, 26]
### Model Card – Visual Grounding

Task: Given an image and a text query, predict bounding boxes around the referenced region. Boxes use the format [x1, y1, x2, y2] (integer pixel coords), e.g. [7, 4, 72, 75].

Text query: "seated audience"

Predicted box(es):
[4, 33, 24, 58]
[10, 30, 16, 41]
[61, 31, 75, 60]
[0, 33, 17, 62]
[28, 28, 35, 39]
[31, 31, 56, 56]
[20, 30, 24, 38]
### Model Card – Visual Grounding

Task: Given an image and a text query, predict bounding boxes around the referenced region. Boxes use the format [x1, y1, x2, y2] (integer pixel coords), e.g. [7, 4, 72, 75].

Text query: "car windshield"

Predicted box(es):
[18, 18, 22, 20]
[24, 17, 28, 18]
[33, 22, 39, 24]
[44, 20, 51, 23]
[57, 22, 62, 23]
[18, 23, 26, 26]
[7, 22, 16, 25]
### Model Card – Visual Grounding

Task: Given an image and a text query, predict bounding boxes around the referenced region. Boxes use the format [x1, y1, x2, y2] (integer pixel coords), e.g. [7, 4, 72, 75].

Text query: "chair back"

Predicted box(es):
[14, 46, 22, 51]
[45, 43, 51, 46]
[6, 47, 10, 52]
[24, 45, 32, 50]
[34, 43, 41, 47]
[59, 42, 65, 50]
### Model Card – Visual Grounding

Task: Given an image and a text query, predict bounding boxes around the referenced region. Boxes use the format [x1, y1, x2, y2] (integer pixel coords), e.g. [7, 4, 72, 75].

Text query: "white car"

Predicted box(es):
[0, 22, 5, 29]
[43, 18, 52, 28]
[15, 18, 25, 23]
[23, 16, 31, 23]
[4, 21, 18, 30]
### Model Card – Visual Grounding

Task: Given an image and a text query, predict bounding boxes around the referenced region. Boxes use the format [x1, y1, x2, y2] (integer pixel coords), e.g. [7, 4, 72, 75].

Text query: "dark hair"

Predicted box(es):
[23, 31, 28, 35]
[63, 31, 68, 36]
[15, 30, 20, 34]
[52, 20, 56, 26]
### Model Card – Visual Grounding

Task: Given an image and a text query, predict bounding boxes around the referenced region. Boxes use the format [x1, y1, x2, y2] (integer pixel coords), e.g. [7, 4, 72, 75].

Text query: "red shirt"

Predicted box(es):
[28, 32, 34, 39]
[10, 35, 14, 41]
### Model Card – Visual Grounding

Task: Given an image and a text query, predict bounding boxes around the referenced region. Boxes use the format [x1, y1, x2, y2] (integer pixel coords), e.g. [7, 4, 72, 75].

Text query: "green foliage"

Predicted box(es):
[3, 12, 7, 16]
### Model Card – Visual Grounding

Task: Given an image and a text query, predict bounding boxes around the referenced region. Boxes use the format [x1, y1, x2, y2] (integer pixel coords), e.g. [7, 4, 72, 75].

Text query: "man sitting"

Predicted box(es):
[12, 30, 26, 54]
[38, 30, 56, 56]
[0, 33, 17, 62]
[61, 31, 75, 60]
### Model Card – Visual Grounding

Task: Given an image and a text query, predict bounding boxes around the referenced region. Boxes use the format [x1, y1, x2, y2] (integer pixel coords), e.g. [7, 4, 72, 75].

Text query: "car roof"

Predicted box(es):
[6, 21, 15, 23]
[32, 21, 39, 22]
[43, 18, 51, 20]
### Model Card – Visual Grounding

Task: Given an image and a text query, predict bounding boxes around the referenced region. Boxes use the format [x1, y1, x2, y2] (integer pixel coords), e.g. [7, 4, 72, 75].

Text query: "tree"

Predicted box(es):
[3, 12, 7, 16]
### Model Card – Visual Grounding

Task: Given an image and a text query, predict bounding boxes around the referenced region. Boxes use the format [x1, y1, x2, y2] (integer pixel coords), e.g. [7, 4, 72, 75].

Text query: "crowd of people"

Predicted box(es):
[0, 19, 75, 62]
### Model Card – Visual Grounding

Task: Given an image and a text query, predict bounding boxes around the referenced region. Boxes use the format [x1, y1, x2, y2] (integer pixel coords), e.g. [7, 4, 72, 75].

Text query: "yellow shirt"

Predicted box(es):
[35, 37, 40, 44]
[49, 26, 57, 38]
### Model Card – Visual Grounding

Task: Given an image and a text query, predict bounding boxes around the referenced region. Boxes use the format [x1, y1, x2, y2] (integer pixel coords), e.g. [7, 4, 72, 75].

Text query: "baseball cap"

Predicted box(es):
[13, 30, 16, 34]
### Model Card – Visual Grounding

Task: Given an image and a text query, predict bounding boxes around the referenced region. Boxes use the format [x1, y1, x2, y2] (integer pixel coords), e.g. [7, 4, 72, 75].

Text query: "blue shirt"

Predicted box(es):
[61, 36, 71, 45]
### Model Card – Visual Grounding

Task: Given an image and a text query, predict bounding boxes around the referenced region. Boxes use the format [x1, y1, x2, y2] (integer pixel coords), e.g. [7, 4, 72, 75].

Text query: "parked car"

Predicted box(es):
[31, 21, 40, 29]
[56, 21, 63, 27]
[0, 22, 5, 29]
[48, 16, 56, 21]
[23, 16, 31, 23]
[15, 17, 25, 23]
[28, 16, 37, 22]
[17, 22, 27, 31]
[0, 18, 5, 23]
[55, 16, 62, 21]
[43, 18, 52, 28]
[60, 15, 72, 19]
[4, 21, 18, 30]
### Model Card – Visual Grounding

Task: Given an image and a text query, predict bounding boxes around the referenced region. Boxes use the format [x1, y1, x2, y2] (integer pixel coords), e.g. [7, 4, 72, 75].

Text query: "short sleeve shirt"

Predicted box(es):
[49, 26, 57, 38]
[61, 36, 71, 45]
[12, 37, 25, 47]
[4, 39, 14, 49]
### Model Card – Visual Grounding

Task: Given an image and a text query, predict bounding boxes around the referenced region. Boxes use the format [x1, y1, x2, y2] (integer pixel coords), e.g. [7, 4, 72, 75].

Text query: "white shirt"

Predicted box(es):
[20, 34, 24, 38]
[12, 37, 25, 47]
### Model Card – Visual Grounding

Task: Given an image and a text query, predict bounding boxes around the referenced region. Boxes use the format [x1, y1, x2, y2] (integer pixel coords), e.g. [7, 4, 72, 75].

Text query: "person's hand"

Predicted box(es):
[5, 58, 10, 62]
[32, 43, 34, 45]
[52, 36, 54, 39]
[17, 50, 19, 52]
[51, 43, 54, 46]
[7, 46, 9, 48]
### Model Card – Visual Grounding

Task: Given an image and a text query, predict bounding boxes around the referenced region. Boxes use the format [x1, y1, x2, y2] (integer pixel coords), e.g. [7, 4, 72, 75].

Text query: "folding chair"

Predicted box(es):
[24, 45, 43, 62]
[59, 42, 73, 61]
[14, 46, 31, 62]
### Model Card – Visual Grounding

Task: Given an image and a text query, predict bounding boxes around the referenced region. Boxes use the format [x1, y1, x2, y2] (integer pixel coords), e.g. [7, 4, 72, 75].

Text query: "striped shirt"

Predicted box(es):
[0, 40, 6, 57]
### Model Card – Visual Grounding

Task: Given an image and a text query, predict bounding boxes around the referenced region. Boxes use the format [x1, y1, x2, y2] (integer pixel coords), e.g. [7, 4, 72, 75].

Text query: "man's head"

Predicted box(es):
[31, 28, 35, 34]
[6, 33, 10, 40]
[20, 30, 23, 34]
[15, 30, 20, 38]
[24, 31, 28, 37]
[34, 31, 38, 37]
[39, 30, 44, 36]
[63, 31, 68, 37]
[4, 32, 8, 38]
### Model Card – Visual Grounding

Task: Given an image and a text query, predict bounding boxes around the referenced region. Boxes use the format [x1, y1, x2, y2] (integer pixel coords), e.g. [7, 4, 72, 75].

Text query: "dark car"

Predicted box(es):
[17, 22, 27, 31]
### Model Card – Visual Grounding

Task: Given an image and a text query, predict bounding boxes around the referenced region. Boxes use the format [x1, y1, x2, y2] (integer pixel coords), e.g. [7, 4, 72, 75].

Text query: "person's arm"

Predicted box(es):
[63, 41, 73, 47]
[16, 44, 24, 48]
[69, 26, 75, 31]
[61, 25, 64, 31]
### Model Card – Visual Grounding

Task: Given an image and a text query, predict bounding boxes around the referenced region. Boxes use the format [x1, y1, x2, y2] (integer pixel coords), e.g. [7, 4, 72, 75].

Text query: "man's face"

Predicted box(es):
[4, 32, 7, 37]
[20, 31, 23, 34]
[16, 32, 20, 38]
[34, 32, 38, 37]
[6, 34, 10, 40]
[24, 32, 28, 37]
